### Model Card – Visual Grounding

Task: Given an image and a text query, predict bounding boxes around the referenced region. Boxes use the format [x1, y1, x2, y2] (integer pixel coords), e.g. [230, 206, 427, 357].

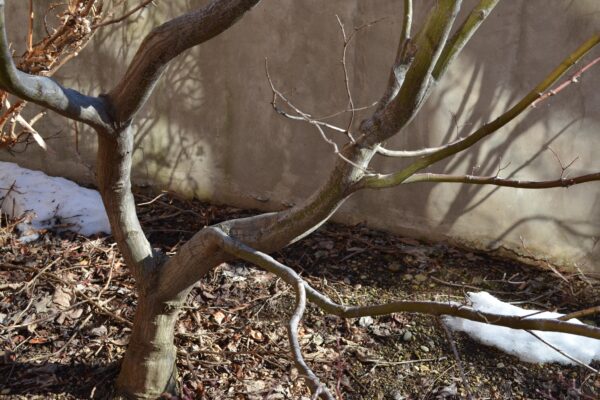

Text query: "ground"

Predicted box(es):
[1, 190, 599, 399]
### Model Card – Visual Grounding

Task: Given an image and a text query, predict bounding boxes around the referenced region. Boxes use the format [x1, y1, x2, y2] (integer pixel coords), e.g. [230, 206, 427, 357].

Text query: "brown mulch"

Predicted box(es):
[1, 190, 599, 399]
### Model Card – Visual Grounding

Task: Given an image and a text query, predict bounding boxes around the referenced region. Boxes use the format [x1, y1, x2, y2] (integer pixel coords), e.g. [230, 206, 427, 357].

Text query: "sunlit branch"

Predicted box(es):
[207, 227, 600, 398]
[360, 33, 600, 189]
[374, 0, 415, 113]
[363, 0, 462, 145]
[432, 0, 500, 81]
[401, 172, 600, 188]
[376, 137, 463, 158]
[400, 0, 413, 46]
[532, 55, 600, 108]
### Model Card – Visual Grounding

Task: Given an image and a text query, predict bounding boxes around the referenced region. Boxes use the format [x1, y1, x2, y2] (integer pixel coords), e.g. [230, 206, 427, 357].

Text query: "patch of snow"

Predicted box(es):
[0, 161, 110, 241]
[444, 291, 600, 365]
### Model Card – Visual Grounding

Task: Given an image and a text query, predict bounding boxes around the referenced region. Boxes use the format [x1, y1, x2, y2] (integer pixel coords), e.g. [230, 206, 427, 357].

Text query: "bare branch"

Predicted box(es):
[399, 172, 600, 189]
[373, 0, 415, 113]
[532, 55, 600, 108]
[210, 228, 335, 399]
[547, 146, 579, 179]
[0, 0, 112, 130]
[335, 15, 355, 141]
[107, 0, 261, 124]
[207, 227, 600, 398]
[400, 0, 413, 46]
[432, 0, 500, 81]
[361, 0, 462, 145]
[440, 319, 473, 400]
[526, 330, 599, 374]
[360, 33, 600, 189]
[93, 0, 156, 29]
[265, 59, 369, 172]
[314, 101, 377, 121]
[559, 306, 600, 321]
[335, 16, 386, 141]
[376, 141, 455, 158]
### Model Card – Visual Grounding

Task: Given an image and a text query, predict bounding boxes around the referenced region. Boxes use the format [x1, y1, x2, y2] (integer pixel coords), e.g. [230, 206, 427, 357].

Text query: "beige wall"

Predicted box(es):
[2, 1, 600, 272]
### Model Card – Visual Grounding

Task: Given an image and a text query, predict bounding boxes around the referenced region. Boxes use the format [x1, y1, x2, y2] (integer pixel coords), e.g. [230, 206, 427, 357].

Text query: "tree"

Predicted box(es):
[1, 0, 599, 398]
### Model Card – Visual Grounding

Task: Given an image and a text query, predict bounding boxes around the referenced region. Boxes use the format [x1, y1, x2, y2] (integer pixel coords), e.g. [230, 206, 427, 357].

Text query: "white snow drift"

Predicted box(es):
[444, 291, 600, 365]
[0, 161, 110, 241]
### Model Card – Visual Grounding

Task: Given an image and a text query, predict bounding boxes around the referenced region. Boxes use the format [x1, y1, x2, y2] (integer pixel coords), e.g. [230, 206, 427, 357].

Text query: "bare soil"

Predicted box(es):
[1, 191, 599, 399]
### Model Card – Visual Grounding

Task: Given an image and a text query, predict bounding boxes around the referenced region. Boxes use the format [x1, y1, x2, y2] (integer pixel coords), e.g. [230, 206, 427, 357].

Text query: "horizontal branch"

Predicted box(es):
[304, 285, 600, 340]
[360, 33, 600, 189]
[376, 141, 455, 158]
[0, 0, 112, 130]
[210, 226, 600, 358]
[401, 172, 600, 188]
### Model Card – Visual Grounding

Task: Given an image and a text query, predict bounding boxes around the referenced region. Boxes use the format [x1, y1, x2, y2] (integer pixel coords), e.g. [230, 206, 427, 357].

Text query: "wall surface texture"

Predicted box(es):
[2, 0, 600, 272]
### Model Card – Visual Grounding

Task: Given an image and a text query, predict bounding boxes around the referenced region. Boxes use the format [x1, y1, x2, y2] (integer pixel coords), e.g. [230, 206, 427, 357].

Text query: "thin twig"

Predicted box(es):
[93, 0, 156, 28]
[265, 59, 369, 172]
[440, 318, 473, 400]
[558, 306, 600, 321]
[526, 330, 599, 374]
[532, 55, 600, 108]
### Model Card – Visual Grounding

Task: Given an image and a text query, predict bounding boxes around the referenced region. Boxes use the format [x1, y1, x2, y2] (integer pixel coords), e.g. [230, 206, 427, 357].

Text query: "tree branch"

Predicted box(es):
[400, 172, 600, 188]
[362, 0, 462, 145]
[210, 227, 335, 399]
[360, 33, 600, 189]
[93, 0, 156, 29]
[432, 0, 500, 81]
[400, 0, 413, 47]
[376, 141, 453, 158]
[0, 0, 113, 131]
[107, 0, 261, 124]
[204, 227, 600, 397]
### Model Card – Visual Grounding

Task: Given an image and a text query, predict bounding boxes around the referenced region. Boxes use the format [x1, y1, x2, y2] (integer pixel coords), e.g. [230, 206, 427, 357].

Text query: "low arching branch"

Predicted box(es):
[207, 227, 600, 398]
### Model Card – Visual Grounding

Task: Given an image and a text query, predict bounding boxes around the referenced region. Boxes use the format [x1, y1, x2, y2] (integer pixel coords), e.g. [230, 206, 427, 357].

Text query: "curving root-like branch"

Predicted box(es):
[209, 227, 335, 399]
[206, 227, 600, 398]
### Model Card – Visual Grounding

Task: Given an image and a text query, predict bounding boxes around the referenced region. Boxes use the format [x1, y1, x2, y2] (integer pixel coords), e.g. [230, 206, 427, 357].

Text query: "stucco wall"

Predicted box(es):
[2, 1, 600, 272]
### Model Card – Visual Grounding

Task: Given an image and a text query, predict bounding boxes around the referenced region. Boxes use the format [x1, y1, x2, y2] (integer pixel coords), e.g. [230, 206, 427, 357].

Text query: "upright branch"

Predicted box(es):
[361, 0, 462, 145]
[432, 0, 500, 81]
[107, 0, 262, 125]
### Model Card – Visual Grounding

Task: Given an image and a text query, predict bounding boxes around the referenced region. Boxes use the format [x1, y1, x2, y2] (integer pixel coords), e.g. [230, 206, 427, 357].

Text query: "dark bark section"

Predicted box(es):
[107, 0, 261, 124]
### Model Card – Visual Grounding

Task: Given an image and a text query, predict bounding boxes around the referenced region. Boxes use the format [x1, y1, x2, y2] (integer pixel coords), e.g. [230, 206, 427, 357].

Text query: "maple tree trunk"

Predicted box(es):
[115, 293, 184, 399]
